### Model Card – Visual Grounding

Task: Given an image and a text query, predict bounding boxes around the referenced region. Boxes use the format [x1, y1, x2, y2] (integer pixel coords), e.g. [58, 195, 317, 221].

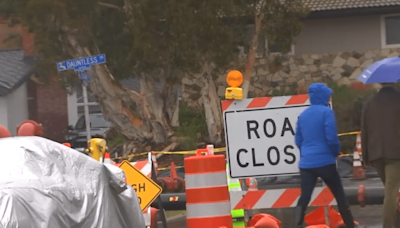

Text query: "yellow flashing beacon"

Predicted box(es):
[225, 70, 243, 100]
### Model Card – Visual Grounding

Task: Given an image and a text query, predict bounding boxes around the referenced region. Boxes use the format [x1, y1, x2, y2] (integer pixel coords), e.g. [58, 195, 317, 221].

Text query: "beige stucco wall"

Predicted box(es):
[295, 15, 382, 55]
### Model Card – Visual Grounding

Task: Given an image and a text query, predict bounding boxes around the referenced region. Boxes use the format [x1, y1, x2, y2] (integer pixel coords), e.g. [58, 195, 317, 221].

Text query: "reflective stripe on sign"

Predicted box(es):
[187, 201, 231, 218]
[186, 171, 227, 188]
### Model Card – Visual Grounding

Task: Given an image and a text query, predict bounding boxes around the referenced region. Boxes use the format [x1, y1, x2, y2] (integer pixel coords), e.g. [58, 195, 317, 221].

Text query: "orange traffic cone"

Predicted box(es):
[0, 125, 11, 138]
[248, 177, 258, 191]
[305, 206, 342, 228]
[351, 150, 366, 180]
[104, 152, 112, 164]
[249, 213, 281, 228]
[356, 132, 362, 156]
[305, 225, 329, 228]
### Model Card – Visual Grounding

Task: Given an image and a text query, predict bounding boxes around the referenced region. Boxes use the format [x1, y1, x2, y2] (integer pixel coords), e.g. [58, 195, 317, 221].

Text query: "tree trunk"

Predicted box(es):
[66, 42, 178, 154]
[201, 71, 224, 146]
[242, 5, 265, 99]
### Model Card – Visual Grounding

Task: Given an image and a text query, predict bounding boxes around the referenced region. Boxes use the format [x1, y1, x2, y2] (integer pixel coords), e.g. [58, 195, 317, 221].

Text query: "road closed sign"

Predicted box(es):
[222, 95, 331, 178]
[119, 160, 162, 211]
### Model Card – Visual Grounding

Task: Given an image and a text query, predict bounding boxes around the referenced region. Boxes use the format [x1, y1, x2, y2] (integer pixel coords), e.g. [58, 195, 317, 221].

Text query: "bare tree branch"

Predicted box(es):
[97, 2, 123, 12]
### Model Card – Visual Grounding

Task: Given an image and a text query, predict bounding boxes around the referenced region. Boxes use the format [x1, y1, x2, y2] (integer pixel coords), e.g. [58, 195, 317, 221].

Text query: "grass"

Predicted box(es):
[165, 210, 186, 218]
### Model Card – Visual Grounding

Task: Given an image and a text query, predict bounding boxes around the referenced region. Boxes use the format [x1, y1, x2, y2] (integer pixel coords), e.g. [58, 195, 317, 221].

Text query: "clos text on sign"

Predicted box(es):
[224, 105, 309, 178]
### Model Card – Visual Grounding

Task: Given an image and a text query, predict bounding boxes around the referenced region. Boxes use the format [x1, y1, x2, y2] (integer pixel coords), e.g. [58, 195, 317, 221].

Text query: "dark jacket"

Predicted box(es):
[361, 86, 400, 162]
[295, 83, 340, 169]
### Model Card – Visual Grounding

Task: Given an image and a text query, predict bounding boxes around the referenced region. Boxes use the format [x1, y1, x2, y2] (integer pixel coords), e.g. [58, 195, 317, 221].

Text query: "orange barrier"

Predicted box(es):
[305, 225, 329, 228]
[150, 207, 158, 228]
[185, 147, 232, 228]
[16, 120, 43, 136]
[0, 125, 11, 138]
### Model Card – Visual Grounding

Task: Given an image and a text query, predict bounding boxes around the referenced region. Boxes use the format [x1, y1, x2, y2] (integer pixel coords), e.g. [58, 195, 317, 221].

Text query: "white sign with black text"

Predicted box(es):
[224, 104, 309, 178]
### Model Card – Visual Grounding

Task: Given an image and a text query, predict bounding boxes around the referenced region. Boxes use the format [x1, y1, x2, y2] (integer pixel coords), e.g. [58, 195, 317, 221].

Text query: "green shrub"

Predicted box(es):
[328, 82, 376, 153]
[175, 105, 208, 150]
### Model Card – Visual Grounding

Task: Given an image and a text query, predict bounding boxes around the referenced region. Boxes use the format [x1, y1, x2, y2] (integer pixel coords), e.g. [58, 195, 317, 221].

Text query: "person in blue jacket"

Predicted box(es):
[294, 83, 356, 228]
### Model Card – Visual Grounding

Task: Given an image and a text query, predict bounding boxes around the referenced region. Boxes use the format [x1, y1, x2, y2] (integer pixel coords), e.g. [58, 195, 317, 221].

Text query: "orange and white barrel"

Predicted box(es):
[185, 148, 232, 228]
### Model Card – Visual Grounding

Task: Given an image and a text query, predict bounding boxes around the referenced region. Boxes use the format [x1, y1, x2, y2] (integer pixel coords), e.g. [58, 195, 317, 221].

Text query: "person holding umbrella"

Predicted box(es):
[358, 56, 400, 228]
[294, 83, 356, 228]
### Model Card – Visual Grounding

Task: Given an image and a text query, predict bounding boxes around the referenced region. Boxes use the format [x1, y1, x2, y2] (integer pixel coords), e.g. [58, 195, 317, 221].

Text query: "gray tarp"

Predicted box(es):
[0, 136, 145, 228]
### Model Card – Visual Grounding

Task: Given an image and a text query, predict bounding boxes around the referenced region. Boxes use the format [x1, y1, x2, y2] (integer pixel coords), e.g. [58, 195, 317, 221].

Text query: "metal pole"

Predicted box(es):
[82, 83, 91, 141]
[151, 156, 168, 228]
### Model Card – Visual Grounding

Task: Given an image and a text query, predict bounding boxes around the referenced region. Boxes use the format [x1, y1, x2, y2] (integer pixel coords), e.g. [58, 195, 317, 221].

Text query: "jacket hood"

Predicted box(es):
[308, 83, 332, 106]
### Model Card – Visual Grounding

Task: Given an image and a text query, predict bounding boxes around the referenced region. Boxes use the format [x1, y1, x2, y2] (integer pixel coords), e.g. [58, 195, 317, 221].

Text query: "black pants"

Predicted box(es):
[297, 164, 355, 227]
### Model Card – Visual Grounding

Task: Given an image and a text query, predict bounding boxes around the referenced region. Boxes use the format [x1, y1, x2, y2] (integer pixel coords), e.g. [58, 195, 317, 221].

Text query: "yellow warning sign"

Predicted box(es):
[119, 160, 163, 211]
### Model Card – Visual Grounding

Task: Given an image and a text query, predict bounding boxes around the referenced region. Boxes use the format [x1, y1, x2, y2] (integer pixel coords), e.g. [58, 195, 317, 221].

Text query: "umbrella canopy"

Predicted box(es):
[357, 56, 400, 84]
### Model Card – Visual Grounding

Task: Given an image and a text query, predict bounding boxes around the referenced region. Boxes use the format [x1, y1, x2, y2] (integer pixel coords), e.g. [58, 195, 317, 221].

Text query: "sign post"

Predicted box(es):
[56, 54, 107, 142]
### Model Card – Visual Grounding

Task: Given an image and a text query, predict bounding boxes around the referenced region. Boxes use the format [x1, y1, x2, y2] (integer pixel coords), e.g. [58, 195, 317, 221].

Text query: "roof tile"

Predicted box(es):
[0, 49, 35, 96]
[303, 0, 400, 11]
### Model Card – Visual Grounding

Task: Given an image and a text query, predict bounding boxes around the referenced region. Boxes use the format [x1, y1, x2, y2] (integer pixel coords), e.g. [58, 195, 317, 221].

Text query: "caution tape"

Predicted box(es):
[113, 131, 360, 160]
[337, 131, 360, 137]
[158, 166, 184, 171]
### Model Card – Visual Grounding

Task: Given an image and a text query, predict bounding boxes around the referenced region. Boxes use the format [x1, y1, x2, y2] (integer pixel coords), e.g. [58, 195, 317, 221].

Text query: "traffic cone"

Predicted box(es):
[356, 132, 362, 158]
[351, 150, 366, 180]
[104, 152, 112, 164]
[305, 206, 343, 228]
[249, 213, 281, 228]
[248, 177, 258, 191]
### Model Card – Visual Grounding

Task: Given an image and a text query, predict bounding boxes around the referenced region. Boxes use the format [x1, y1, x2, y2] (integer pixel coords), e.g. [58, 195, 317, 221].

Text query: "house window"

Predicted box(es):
[266, 40, 295, 55]
[243, 25, 295, 57]
[381, 15, 400, 48]
[75, 85, 102, 116]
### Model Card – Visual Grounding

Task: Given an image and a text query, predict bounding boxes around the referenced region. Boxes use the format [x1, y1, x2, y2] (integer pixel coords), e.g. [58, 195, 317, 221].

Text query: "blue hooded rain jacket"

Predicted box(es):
[295, 83, 340, 169]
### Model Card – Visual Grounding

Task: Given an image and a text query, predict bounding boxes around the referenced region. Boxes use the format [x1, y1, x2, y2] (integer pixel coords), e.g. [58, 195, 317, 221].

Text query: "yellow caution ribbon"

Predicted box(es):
[338, 131, 360, 137]
[113, 131, 361, 160]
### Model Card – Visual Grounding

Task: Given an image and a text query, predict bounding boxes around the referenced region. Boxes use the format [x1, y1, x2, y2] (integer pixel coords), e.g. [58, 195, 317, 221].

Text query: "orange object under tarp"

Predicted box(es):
[0, 125, 11, 138]
[16, 120, 43, 136]
[62, 143, 71, 147]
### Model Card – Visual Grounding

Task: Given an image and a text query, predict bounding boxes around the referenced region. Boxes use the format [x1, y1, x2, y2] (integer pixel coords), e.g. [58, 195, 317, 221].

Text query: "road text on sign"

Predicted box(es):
[119, 160, 162, 211]
[223, 95, 332, 179]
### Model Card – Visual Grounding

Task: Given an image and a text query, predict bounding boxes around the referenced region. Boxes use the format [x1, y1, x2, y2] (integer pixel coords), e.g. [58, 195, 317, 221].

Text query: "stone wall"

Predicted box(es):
[181, 48, 400, 107]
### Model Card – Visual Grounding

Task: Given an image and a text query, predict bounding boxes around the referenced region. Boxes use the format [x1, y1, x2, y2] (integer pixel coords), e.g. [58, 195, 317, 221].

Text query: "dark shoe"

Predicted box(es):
[294, 206, 305, 228]
[337, 206, 356, 228]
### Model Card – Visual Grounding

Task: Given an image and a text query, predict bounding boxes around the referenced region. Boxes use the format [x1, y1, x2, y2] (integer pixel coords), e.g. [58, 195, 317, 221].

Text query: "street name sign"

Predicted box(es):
[56, 54, 106, 72]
